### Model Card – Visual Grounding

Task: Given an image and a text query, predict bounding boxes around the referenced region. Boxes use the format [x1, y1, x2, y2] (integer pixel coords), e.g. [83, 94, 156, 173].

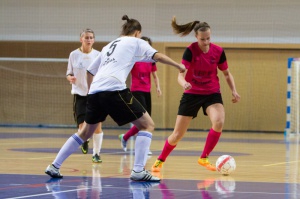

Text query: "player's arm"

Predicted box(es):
[178, 48, 192, 90]
[151, 71, 162, 97]
[86, 53, 102, 90]
[222, 69, 240, 103]
[178, 70, 191, 90]
[153, 52, 185, 73]
[87, 71, 93, 90]
[66, 55, 76, 84]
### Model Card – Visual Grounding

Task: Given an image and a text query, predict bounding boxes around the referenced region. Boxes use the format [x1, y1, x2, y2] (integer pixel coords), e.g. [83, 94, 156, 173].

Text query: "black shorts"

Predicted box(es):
[178, 93, 223, 118]
[73, 94, 87, 127]
[85, 88, 147, 126]
[131, 91, 152, 115]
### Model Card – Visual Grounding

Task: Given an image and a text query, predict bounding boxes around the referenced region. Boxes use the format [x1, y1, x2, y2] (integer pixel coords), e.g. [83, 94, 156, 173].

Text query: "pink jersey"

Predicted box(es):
[182, 42, 228, 95]
[130, 62, 157, 92]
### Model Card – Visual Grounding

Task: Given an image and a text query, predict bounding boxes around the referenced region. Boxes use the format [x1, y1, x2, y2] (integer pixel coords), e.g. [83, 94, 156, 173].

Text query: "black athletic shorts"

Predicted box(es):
[131, 91, 152, 116]
[178, 93, 223, 118]
[73, 94, 87, 127]
[85, 88, 147, 126]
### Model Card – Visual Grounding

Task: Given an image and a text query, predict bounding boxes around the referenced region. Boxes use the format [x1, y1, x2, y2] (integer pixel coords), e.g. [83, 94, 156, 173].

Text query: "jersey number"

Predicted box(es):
[107, 40, 121, 56]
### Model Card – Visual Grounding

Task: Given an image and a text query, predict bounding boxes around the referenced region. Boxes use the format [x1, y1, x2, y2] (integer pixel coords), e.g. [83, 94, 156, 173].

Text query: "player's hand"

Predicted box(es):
[183, 82, 192, 90]
[232, 91, 240, 103]
[178, 64, 186, 73]
[69, 76, 76, 84]
[156, 88, 162, 97]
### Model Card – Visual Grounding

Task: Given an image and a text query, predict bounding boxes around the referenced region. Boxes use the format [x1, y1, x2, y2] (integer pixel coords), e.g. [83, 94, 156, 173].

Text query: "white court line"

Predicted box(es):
[4, 187, 90, 199]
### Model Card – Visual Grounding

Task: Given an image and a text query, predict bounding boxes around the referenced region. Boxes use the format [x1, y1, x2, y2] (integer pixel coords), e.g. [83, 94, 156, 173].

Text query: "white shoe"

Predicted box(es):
[148, 150, 153, 155]
[45, 165, 63, 178]
[130, 169, 160, 182]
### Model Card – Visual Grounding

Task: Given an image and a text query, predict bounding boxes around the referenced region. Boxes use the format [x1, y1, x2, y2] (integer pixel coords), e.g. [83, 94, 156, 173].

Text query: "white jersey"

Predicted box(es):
[87, 36, 157, 94]
[66, 48, 100, 96]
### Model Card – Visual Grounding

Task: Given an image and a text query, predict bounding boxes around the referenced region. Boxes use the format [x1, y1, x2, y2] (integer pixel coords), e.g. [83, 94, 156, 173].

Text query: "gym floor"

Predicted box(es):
[0, 127, 299, 199]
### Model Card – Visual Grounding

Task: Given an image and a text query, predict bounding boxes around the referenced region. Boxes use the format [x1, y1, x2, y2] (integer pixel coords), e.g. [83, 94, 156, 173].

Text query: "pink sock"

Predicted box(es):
[123, 125, 139, 141]
[201, 128, 221, 158]
[158, 140, 176, 162]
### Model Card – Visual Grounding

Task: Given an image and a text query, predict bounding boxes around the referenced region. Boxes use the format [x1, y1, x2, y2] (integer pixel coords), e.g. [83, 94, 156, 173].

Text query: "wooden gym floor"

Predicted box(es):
[0, 127, 299, 199]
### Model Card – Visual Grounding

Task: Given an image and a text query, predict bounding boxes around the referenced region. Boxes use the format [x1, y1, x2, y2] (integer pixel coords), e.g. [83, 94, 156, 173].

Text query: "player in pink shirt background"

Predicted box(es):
[152, 16, 240, 172]
[119, 36, 162, 155]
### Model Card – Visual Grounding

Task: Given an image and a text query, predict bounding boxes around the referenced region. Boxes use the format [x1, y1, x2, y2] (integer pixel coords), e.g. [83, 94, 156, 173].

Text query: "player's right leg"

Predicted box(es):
[45, 122, 99, 178]
[151, 115, 191, 172]
[130, 113, 159, 181]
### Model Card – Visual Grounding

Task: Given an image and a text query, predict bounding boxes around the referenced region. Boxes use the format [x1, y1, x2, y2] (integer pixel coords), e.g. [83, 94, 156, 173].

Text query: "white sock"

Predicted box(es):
[133, 131, 152, 172]
[52, 133, 84, 168]
[93, 132, 103, 156]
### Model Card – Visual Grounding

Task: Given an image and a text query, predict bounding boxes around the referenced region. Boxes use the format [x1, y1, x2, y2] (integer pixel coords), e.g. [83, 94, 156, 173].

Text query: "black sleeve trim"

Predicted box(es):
[218, 50, 227, 64]
[87, 70, 94, 76]
[151, 52, 158, 61]
[182, 48, 192, 62]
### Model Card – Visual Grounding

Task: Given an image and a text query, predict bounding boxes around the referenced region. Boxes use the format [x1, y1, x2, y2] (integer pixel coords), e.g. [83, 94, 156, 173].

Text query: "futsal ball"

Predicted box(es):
[216, 155, 236, 175]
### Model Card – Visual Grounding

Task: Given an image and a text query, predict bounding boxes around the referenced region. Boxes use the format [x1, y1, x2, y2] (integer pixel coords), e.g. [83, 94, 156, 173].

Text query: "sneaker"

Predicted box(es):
[130, 169, 161, 182]
[151, 159, 164, 172]
[198, 158, 216, 171]
[118, 134, 127, 152]
[92, 154, 102, 163]
[45, 165, 63, 178]
[81, 140, 89, 154]
[45, 178, 62, 192]
[148, 150, 153, 156]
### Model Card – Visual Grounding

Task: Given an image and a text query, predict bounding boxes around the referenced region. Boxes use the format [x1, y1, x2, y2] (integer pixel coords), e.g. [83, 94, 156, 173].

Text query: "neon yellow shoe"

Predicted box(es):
[151, 159, 164, 172]
[198, 158, 216, 171]
[81, 140, 89, 154]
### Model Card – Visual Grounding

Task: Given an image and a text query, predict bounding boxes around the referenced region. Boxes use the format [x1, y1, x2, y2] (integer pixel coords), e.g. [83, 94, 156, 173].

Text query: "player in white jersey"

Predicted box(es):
[45, 15, 185, 182]
[66, 29, 104, 163]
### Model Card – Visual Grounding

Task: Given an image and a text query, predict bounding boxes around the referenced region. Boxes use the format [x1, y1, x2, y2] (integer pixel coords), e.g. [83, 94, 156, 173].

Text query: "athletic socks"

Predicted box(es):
[201, 128, 221, 158]
[158, 139, 176, 162]
[93, 132, 103, 156]
[133, 131, 152, 172]
[123, 125, 139, 141]
[52, 133, 84, 168]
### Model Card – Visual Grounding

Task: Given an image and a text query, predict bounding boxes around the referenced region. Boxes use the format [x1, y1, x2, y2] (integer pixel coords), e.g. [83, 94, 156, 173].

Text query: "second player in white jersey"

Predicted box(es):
[67, 48, 100, 96]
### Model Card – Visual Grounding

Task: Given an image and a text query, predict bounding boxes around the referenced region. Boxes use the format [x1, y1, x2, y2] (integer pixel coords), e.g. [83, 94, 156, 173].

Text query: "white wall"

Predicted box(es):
[0, 0, 299, 43]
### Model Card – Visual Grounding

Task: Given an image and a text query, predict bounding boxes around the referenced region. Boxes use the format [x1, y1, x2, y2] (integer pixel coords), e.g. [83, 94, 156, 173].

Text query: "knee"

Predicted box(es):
[146, 121, 155, 132]
[169, 131, 184, 144]
[139, 121, 155, 132]
[212, 119, 224, 132]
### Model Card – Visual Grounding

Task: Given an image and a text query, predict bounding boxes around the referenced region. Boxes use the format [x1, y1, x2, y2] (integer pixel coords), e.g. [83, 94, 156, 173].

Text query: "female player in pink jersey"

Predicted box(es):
[152, 16, 240, 172]
[118, 36, 162, 154]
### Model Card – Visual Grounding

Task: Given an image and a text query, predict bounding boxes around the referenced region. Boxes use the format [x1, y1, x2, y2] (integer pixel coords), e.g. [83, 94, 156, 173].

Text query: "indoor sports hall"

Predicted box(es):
[1, 1, 300, 198]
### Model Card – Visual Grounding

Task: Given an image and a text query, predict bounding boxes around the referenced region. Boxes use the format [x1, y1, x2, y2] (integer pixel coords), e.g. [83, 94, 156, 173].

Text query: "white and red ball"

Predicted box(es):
[216, 155, 236, 175]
